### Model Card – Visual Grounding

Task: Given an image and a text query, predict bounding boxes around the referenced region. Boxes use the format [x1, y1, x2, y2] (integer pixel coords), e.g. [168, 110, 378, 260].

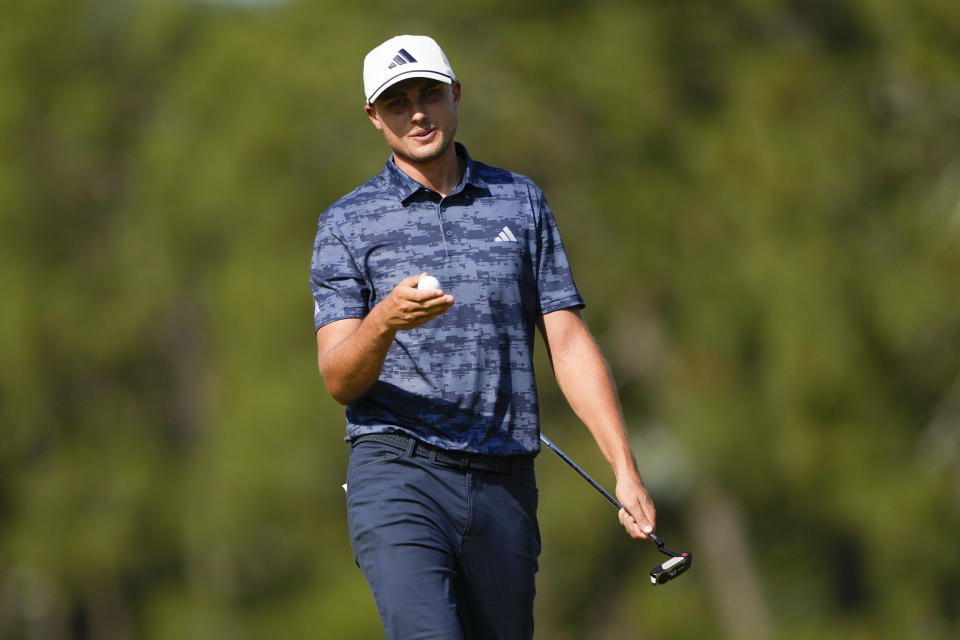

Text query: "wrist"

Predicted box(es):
[614, 463, 640, 482]
[367, 301, 399, 339]
[611, 449, 640, 480]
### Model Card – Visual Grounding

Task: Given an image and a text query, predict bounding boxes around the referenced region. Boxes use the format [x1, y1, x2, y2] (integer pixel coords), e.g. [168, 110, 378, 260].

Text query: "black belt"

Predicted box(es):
[351, 432, 534, 475]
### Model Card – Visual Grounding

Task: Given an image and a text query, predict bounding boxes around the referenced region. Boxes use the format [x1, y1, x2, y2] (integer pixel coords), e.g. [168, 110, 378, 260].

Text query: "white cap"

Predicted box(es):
[363, 35, 456, 104]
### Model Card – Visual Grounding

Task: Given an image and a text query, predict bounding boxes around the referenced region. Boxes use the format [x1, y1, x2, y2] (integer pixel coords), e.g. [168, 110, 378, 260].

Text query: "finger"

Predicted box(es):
[403, 296, 453, 318]
[420, 293, 454, 307]
[634, 513, 654, 537]
[630, 499, 655, 536]
[634, 491, 657, 529]
[408, 300, 454, 326]
[411, 288, 447, 302]
[619, 508, 647, 540]
[401, 294, 452, 319]
[621, 495, 655, 538]
[398, 273, 428, 289]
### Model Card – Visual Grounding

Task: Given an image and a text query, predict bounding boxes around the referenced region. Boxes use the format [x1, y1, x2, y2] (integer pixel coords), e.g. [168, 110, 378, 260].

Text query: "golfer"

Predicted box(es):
[310, 34, 656, 639]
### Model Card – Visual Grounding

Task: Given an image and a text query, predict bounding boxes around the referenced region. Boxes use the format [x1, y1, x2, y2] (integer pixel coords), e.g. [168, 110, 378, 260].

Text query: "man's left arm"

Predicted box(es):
[538, 308, 656, 540]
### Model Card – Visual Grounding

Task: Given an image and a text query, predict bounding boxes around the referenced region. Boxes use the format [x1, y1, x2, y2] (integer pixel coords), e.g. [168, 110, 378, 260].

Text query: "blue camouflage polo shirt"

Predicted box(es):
[310, 143, 584, 455]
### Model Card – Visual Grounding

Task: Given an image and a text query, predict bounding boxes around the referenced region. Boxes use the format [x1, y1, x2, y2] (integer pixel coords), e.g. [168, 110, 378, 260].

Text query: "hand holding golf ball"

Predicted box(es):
[417, 275, 441, 291]
[380, 273, 452, 331]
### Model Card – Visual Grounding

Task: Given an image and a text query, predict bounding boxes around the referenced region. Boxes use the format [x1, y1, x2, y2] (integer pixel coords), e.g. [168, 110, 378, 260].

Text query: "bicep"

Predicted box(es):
[539, 307, 590, 363]
[316, 317, 363, 360]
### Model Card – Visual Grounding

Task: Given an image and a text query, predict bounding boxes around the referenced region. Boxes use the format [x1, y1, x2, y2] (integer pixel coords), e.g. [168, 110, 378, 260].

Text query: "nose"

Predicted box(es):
[410, 103, 429, 123]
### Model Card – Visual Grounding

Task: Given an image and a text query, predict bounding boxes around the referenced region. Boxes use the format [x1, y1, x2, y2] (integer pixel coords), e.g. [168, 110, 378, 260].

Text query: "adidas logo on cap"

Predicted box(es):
[363, 35, 456, 104]
[388, 48, 417, 69]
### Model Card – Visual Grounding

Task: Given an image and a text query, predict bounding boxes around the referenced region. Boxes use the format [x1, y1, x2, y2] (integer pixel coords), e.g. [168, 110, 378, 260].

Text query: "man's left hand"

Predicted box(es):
[616, 474, 657, 540]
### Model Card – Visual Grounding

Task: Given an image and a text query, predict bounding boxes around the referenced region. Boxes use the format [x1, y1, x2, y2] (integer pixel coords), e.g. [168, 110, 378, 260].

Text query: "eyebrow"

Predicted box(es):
[379, 80, 443, 102]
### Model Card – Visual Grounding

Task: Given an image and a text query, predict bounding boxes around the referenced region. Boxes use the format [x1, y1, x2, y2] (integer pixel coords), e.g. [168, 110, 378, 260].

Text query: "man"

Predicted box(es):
[310, 34, 656, 639]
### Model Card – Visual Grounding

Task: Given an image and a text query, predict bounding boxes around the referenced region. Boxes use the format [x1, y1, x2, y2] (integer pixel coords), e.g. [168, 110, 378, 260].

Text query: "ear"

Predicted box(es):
[365, 103, 383, 131]
[451, 81, 462, 107]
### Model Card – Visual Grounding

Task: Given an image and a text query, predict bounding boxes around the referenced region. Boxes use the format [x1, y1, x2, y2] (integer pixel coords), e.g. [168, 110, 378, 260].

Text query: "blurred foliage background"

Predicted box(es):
[2, 0, 960, 638]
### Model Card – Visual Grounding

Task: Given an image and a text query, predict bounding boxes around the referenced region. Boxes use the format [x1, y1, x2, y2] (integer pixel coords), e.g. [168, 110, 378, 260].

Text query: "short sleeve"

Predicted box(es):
[535, 193, 585, 314]
[310, 212, 370, 331]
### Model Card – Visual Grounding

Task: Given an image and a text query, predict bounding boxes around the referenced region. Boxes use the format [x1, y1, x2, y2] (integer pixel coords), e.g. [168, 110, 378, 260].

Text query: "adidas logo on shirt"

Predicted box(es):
[494, 226, 517, 242]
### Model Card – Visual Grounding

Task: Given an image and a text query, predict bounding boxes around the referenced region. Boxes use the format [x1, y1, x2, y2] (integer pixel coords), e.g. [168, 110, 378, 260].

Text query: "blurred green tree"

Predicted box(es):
[1, 0, 958, 638]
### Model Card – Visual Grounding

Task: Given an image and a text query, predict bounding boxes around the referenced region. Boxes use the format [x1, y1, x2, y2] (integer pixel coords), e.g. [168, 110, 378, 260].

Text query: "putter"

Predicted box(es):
[539, 433, 693, 585]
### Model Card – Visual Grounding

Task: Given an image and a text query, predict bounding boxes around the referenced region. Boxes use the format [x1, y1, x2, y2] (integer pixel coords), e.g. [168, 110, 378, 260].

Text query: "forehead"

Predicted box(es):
[377, 77, 444, 100]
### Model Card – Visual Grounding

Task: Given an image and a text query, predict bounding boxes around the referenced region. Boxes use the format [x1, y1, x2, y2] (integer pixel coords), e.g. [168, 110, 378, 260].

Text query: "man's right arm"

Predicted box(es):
[316, 273, 454, 405]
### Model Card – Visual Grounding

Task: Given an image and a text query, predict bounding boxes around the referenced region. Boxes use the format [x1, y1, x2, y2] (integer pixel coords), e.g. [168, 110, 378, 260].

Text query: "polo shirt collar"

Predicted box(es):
[382, 142, 486, 204]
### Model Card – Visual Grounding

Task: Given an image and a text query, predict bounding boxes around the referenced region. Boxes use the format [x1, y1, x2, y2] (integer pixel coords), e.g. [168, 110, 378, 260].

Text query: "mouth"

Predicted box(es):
[410, 127, 438, 143]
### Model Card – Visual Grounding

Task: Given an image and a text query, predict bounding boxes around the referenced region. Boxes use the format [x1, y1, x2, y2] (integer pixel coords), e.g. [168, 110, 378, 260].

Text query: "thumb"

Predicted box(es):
[621, 498, 655, 536]
[630, 500, 656, 536]
[633, 508, 654, 535]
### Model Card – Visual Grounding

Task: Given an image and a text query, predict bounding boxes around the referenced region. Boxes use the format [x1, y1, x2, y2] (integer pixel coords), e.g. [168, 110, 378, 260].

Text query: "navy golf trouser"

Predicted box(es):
[346, 438, 540, 640]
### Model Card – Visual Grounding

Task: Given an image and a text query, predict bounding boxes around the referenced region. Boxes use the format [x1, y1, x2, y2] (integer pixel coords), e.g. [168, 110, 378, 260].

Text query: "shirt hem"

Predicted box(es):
[314, 310, 367, 332]
[540, 296, 586, 316]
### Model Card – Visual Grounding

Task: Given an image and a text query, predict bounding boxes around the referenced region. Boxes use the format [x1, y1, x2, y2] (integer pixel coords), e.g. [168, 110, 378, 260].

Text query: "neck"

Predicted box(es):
[393, 144, 464, 197]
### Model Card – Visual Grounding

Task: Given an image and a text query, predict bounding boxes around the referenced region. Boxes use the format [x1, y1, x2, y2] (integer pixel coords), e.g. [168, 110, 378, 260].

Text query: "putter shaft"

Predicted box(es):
[539, 433, 690, 565]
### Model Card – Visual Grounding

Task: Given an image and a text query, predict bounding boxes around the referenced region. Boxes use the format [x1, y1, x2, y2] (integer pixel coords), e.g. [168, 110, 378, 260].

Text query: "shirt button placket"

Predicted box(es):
[438, 199, 450, 257]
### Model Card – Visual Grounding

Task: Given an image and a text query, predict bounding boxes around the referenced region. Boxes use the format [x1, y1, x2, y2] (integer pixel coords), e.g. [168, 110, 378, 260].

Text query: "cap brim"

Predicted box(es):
[367, 70, 454, 104]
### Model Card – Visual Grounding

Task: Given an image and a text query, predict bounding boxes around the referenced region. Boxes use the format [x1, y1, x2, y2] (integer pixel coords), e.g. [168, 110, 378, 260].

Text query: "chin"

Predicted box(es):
[400, 140, 451, 164]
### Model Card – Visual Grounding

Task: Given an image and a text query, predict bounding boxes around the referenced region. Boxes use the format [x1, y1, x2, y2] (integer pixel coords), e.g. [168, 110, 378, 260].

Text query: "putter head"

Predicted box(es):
[649, 552, 692, 585]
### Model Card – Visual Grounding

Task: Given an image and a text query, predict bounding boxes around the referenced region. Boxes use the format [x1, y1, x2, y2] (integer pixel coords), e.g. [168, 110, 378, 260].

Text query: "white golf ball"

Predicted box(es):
[417, 275, 441, 291]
